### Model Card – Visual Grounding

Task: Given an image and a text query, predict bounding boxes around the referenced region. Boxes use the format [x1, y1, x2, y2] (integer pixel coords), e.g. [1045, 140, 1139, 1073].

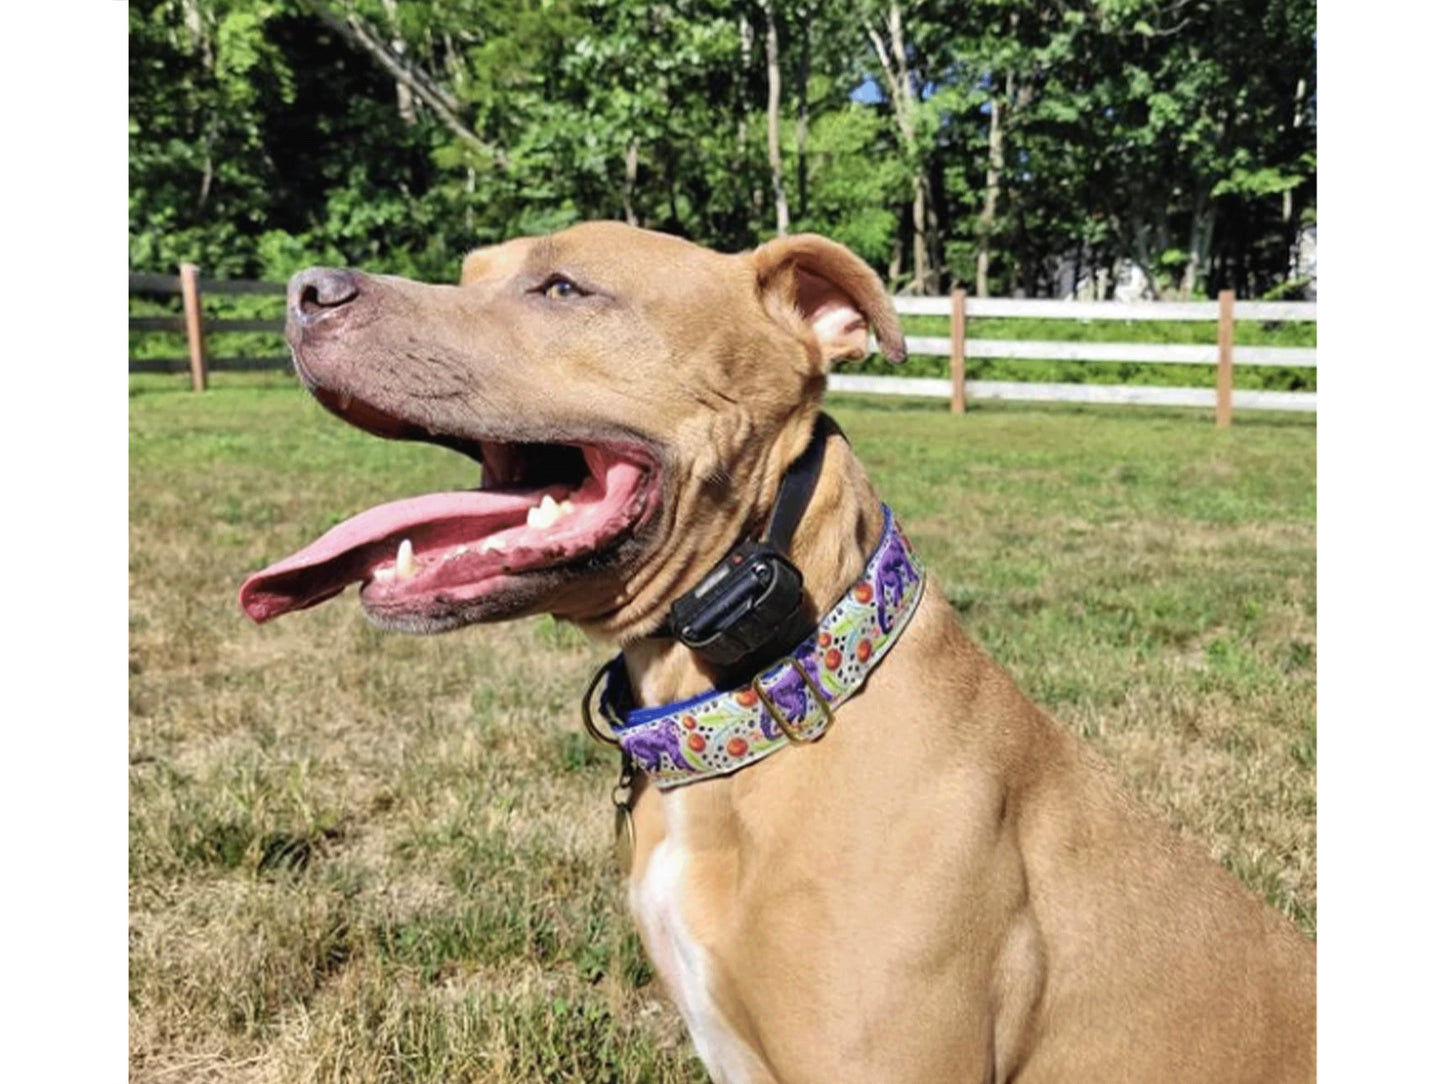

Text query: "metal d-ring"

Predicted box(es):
[612, 753, 638, 875]
[580, 659, 623, 748]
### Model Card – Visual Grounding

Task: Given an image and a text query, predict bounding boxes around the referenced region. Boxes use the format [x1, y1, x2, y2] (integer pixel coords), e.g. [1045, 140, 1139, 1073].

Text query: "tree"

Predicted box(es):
[129, 0, 1315, 301]
[862, 0, 941, 293]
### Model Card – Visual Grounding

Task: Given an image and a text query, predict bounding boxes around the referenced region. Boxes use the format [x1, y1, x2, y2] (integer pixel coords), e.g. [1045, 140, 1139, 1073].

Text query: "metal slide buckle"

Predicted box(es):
[580, 660, 623, 748]
[751, 658, 835, 744]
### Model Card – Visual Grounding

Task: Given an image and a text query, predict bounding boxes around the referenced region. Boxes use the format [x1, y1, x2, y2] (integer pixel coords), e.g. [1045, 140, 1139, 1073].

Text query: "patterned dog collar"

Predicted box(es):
[596, 505, 926, 789]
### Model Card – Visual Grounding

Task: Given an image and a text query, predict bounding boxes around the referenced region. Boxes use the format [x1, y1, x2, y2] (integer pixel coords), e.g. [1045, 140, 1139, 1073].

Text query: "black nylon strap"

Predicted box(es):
[649, 413, 839, 652]
[762, 413, 837, 552]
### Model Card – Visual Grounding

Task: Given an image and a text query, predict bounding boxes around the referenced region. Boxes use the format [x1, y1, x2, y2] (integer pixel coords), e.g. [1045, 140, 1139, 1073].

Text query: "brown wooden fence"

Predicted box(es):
[128, 264, 287, 391]
[130, 269, 1315, 426]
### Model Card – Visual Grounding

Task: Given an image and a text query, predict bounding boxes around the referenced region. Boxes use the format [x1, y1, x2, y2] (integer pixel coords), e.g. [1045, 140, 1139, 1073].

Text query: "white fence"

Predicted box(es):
[131, 271, 1317, 422]
[833, 293, 1316, 423]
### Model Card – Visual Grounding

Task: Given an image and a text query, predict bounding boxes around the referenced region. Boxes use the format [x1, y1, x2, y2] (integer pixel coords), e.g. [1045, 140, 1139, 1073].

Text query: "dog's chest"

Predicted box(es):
[630, 834, 764, 1084]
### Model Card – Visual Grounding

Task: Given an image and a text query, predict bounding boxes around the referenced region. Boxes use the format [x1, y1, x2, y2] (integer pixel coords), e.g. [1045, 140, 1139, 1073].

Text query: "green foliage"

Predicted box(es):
[129, 0, 1316, 301]
[792, 106, 908, 264]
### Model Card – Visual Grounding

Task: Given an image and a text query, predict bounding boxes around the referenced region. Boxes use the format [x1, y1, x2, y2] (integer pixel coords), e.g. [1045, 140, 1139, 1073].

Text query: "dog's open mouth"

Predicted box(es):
[238, 386, 660, 626]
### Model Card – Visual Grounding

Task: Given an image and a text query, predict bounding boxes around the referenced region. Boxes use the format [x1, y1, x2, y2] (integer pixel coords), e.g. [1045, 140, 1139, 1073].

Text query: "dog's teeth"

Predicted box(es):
[559, 500, 574, 516]
[396, 538, 416, 579]
[526, 495, 564, 530]
[480, 537, 507, 554]
[373, 567, 395, 584]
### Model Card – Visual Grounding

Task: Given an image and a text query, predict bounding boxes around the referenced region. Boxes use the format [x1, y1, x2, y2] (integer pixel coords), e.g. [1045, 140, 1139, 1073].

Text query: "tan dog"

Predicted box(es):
[240, 222, 1315, 1083]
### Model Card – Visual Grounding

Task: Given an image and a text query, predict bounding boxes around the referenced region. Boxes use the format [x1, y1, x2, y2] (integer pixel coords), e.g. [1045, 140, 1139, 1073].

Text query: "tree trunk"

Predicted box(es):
[1284, 75, 1307, 276]
[795, 8, 811, 221]
[975, 91, 1005, 298]
[180, 0, 211, 65]
[380, 0, 417, 124]
[1285, 76, 1306, 226]
[764, 0, 790, 236]
[623, 138, 640, 227]
[464, 166, 475, 234]
[866, 3, 933, 293]
[298, 0, 502, 165]
[1134, 224, 1164, 300]
[926, 173, 942, 290]
[907, 187, 924, 291]
[737, 16, 751, 156]
[1182, 193, 1215, 298]
[738, 15, 763, 223]
[181, 0, 217, 210]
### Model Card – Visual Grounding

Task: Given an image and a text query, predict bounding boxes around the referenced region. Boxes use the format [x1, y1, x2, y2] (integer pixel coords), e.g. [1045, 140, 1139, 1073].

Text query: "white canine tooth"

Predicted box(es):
[527, 494, 563, 530]
[396, 538, 416, 579]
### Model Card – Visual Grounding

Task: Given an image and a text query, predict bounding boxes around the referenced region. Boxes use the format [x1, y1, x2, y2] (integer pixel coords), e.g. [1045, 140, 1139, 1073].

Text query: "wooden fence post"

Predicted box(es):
[1215, 288, 1235, 427]
[950, 287, 967, 415]
[179, 263, 209, 392]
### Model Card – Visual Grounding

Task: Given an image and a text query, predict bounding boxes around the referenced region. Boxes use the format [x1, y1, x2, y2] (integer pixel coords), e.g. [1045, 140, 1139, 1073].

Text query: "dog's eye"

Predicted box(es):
[540, 276, 585, 301]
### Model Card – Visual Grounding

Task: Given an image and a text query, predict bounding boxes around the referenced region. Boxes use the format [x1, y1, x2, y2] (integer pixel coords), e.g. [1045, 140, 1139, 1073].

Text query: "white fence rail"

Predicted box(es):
[845, 292, 1316, 424]
[132, 270, 1317, 422]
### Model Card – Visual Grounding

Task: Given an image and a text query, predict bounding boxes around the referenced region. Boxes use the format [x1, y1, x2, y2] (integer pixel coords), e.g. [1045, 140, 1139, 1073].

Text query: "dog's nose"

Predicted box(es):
[288, 267, 361, 327]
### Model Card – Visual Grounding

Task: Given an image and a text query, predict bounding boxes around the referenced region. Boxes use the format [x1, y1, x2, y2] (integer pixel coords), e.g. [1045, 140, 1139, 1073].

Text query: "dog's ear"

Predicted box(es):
[751, 234, 907, 368]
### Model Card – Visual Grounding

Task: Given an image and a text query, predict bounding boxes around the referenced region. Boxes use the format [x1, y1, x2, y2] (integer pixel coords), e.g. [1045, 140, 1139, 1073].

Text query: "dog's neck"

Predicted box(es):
[621, 430, 884, 709]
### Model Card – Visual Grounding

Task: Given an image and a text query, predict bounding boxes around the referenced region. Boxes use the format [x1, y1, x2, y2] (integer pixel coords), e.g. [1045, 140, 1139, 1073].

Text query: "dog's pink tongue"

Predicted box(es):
[238, 490, 535, 623]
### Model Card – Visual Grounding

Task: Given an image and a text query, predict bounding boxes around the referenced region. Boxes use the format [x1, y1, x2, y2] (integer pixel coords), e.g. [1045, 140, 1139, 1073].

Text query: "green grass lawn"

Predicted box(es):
[129, 373, 1315, 1082]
